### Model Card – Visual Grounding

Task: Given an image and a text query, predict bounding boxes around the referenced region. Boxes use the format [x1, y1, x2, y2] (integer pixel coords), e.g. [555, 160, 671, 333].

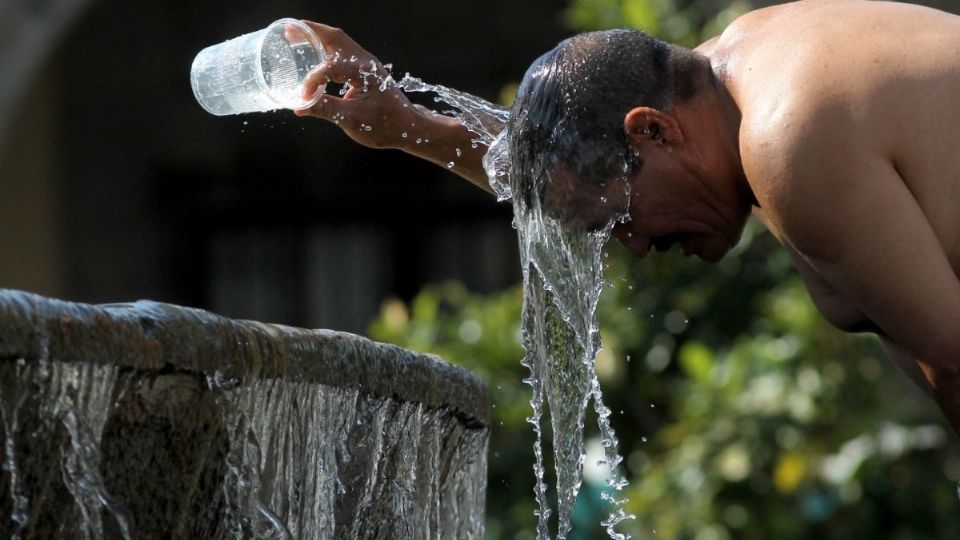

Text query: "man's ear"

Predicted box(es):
[624, 107, 684, 148]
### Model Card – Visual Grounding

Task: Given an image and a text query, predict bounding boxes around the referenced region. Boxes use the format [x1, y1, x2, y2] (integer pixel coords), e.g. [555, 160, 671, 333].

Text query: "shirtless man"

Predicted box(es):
[294, 0, 960, 434]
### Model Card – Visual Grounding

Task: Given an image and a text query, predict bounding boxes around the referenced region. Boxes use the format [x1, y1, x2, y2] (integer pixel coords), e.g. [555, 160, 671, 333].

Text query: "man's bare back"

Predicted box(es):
[717, 0, 960, 267]
[707, 0, 960, 418]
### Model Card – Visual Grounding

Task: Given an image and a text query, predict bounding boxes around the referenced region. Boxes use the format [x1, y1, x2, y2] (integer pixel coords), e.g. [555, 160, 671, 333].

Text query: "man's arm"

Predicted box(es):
[775, 229, 934, 396]
[749, 124, 960, 433]
[292, 22, 496, 194]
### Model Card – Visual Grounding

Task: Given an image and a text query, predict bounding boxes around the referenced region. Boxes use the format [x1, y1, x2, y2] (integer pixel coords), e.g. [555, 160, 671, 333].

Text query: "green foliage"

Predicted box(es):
[371, 0, 960, 538]
[565, 0, 752, 47]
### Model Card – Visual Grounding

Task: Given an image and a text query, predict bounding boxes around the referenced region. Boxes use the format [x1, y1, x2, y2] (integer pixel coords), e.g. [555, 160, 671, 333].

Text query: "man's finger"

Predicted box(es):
[283, 22, 311, 44]
[303, 60, 364, 91]
[294, 92, 351, 122]
[301, 65, 329, 100]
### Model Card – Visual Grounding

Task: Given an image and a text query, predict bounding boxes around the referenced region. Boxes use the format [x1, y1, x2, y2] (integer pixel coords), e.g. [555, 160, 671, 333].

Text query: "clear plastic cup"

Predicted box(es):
[191, 18, 325, 116]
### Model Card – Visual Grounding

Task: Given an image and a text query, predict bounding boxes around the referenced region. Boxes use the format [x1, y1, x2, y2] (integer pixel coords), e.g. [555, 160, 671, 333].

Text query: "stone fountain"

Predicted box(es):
[0, 290, 489, 539]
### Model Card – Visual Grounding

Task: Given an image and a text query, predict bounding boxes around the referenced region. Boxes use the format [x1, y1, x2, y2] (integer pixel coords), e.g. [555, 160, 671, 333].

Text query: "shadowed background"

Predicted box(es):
[0, 0, 572, 331]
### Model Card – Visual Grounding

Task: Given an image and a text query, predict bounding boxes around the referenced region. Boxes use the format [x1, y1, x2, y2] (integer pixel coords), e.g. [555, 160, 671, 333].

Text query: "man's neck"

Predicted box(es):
[686, 54, 755, 208]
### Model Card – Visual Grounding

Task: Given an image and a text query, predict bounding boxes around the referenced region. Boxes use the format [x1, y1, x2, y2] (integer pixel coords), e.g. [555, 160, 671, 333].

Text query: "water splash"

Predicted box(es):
[391, 73, 509, 149]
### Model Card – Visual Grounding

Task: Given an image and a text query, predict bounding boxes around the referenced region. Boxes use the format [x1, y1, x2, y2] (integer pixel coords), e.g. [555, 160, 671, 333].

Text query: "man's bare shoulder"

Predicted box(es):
[739, 99, 868, 258]
[718, 0, 960, 116]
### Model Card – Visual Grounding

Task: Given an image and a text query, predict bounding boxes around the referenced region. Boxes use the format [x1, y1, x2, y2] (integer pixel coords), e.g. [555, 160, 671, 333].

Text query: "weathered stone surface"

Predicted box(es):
[0, 290, 489, 539]
[0, 290, 490, 424]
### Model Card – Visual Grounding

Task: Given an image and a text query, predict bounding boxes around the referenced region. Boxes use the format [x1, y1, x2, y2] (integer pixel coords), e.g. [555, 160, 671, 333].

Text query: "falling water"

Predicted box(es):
[0, 359, 134, 540]
[0, 291, 489, 539]
[0, 355, 487, 539]
[372, 61, 634, 537]
[492, 125, 633, 539]
[212, 378, 487, 539]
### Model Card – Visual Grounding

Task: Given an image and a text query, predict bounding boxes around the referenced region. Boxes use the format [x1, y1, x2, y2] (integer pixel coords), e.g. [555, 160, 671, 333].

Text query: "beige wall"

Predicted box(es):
[0, 66, 62, 297]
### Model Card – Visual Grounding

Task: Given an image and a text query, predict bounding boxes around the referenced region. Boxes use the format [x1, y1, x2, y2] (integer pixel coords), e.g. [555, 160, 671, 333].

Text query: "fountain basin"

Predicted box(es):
[0, 290, 489, 539]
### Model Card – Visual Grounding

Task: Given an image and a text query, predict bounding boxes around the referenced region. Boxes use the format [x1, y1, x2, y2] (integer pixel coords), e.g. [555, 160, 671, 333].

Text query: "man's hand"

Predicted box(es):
[292, 21, 421, 150]
[290, 21, 496, 194]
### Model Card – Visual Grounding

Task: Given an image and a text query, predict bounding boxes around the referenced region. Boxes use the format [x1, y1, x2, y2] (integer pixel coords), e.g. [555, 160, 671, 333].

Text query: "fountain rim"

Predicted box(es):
[0, 289, 490, 427]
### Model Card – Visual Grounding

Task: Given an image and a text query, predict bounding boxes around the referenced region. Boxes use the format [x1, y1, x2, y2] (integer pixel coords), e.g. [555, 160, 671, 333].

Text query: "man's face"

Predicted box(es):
[544, 164, 744, 263]
[616, 161, 745, 262]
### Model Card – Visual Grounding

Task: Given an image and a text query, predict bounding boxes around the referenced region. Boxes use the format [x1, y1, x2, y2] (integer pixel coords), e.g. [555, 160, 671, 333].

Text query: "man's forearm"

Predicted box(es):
[396, 108, 498, 195]
[292, 22, 507, 195]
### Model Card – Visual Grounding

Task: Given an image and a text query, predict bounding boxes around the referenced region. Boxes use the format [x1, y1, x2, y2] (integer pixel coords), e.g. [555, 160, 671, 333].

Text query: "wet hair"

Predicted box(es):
[507, 29, 707, 208]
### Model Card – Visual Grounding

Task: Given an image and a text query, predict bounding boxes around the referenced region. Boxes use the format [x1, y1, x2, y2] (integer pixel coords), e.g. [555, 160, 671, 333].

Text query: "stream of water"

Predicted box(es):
[386, 68, 635, 538]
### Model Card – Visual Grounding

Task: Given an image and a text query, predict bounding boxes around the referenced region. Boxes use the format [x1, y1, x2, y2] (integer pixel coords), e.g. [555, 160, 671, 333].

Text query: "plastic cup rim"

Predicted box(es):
[256, 18, 324, 110]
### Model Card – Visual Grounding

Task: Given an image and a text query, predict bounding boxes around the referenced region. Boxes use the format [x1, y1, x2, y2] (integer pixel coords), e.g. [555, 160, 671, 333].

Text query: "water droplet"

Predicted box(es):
[364, 125, 372, 132]
[456, 148, 462, 157]
[447, 162, 455, 168]
[401, 132, 408, 138]
[416, 138, 422, 144]
[349, 55, 358, 62]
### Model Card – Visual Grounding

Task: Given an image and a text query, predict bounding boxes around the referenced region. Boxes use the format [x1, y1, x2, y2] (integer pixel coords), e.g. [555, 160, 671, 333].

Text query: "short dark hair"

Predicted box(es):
[506, 29, 705, 208]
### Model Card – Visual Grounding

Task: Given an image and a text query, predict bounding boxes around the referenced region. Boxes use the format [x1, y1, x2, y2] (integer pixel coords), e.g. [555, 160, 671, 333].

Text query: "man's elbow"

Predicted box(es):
[918, 335, 960, 391]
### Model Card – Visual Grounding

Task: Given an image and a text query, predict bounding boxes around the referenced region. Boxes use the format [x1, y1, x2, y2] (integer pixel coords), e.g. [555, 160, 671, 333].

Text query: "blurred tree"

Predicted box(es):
[371, 1, 960, 538]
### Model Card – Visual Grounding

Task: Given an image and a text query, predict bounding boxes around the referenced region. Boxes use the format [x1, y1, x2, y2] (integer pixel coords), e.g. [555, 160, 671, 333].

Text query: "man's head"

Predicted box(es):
[506, 29, 752, 262]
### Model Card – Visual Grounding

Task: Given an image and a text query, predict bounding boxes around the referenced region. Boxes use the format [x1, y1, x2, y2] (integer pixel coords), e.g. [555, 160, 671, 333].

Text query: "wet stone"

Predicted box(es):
[0, 290, 489, 539]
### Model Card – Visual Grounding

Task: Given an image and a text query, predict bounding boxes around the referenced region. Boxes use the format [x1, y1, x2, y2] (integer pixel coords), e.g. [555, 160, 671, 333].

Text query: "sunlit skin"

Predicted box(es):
[294, 1, 960, 435]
